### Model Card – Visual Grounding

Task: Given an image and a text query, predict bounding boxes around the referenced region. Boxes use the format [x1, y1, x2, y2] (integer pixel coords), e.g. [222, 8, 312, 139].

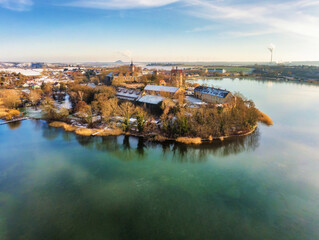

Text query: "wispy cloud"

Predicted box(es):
[117, 50, 132, 60]
[59, 0, 319, 40]
[186, 25, 217, 33]
[0, 0, 32, 11]
[226, 29, 279, 38]
[64, 0, 180, 9]
[185, 0, 319, 40]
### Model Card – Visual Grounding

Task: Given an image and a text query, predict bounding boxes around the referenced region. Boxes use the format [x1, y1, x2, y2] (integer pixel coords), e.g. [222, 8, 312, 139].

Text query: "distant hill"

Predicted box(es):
[115, 60, 124, 64]
[0, 62, 49, 68]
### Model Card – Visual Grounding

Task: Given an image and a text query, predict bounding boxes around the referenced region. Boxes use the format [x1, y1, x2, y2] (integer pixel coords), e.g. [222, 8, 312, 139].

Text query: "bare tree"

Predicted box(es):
[78, 91, 84, 101]
[2, 90, 21, 109]
[118, 102, 136, 132]
[100, 98, 118, 122]
[28, 90, 42, 106]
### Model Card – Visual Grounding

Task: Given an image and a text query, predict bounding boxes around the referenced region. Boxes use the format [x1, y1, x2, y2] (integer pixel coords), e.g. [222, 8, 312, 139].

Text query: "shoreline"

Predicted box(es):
[1, 106, 269, 145]
[187, 76, 319, 85]
[45, 120, 259, 145]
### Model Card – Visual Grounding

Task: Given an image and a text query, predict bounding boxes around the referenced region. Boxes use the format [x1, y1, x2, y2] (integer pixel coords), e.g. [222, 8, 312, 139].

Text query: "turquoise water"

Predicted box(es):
[1, 79, 319, 239]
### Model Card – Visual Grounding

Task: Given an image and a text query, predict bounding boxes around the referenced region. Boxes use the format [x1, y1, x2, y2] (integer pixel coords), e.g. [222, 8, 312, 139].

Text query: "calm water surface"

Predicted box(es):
[1, 79, 319, 240]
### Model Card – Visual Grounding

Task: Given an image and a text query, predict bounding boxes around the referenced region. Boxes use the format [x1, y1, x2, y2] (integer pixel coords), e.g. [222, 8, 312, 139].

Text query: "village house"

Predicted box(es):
[137, 95, 166, 113]
[194, 86, 235, 105]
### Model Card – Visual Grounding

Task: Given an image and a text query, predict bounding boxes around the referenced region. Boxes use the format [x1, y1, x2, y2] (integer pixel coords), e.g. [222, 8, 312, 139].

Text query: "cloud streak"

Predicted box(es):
[64, 0, 180, 9]
[0, 0, 32, 11]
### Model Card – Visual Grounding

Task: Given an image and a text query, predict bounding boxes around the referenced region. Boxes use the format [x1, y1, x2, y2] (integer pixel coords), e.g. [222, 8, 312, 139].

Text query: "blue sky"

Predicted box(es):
[0, 0, 319, 62]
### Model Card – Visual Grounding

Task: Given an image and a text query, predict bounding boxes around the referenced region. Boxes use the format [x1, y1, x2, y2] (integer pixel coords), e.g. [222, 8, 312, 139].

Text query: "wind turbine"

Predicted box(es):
[268, 44, 275, 63]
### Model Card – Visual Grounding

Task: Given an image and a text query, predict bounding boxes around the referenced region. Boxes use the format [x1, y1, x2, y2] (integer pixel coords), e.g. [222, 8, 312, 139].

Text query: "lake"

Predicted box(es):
[0, 78, 319, 240]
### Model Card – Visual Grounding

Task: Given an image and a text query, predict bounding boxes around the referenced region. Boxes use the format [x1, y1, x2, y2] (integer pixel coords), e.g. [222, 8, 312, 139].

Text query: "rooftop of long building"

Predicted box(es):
[116, 87, 142, 101]
[138, 95, 166, 105]
[194, 86, 230, 98]
[144, 85, 180, 94]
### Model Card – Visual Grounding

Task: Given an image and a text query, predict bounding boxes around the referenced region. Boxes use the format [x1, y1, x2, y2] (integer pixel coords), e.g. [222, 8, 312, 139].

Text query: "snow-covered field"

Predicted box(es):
[0, 68, 43, 76]
[37, 76, 56, 83]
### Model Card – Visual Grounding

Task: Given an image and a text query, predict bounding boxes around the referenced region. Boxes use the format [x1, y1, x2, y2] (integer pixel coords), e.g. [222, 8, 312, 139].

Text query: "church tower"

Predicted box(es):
[130, 60, 135, 73]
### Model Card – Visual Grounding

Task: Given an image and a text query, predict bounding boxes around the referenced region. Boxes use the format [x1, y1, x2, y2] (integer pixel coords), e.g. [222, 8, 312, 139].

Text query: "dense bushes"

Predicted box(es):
[161, 97, 259, 139]
[6, 109, 22, 120]
[68, 84, 115, 110]
[41, 98, 69, 121]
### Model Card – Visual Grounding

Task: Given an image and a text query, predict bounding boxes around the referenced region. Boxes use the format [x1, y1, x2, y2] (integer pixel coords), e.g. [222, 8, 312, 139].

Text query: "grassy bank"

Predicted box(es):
[48, 120, 259, 145]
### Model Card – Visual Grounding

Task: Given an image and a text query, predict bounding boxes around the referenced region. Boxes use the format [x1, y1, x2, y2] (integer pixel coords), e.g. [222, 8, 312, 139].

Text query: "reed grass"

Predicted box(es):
[95, 128, 123, 136]
[49, 121, 78, 132]
[75, 128, 99, 136]
[176, 137, 202, 145]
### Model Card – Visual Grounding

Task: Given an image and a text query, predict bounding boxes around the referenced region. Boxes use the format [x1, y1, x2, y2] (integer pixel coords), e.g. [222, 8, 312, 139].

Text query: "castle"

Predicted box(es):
[112, 60, 139, 83]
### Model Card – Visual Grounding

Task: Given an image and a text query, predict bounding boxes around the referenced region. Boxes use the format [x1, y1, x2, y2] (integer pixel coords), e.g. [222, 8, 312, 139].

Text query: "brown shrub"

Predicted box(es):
[0, 111, 7, 118]
[258, 110, 273, 126]
[2, 90, 21, 109]
[176, 137, 202, 145]
[6, 109, 22, 120]
[49, 121, 67, 128]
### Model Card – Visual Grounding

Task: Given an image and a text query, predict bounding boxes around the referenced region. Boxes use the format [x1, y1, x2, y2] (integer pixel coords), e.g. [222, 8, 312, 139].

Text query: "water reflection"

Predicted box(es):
[123, 135, 131, 150]
[62, 131, 72, 142]
[161, 129, 260, 163]
[136, 137, 146, 157]
[95, 136, 120, 153]
[7, 121, 21, 130]
[40, 121, 260, 163]
[42, 125, 60, 140]
[75, 135, 95, 149]
[32, 119, 45, 130]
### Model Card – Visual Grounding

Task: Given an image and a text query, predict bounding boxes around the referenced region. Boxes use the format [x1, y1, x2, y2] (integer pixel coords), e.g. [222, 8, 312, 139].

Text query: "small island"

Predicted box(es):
[0, 63, 273, 144]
